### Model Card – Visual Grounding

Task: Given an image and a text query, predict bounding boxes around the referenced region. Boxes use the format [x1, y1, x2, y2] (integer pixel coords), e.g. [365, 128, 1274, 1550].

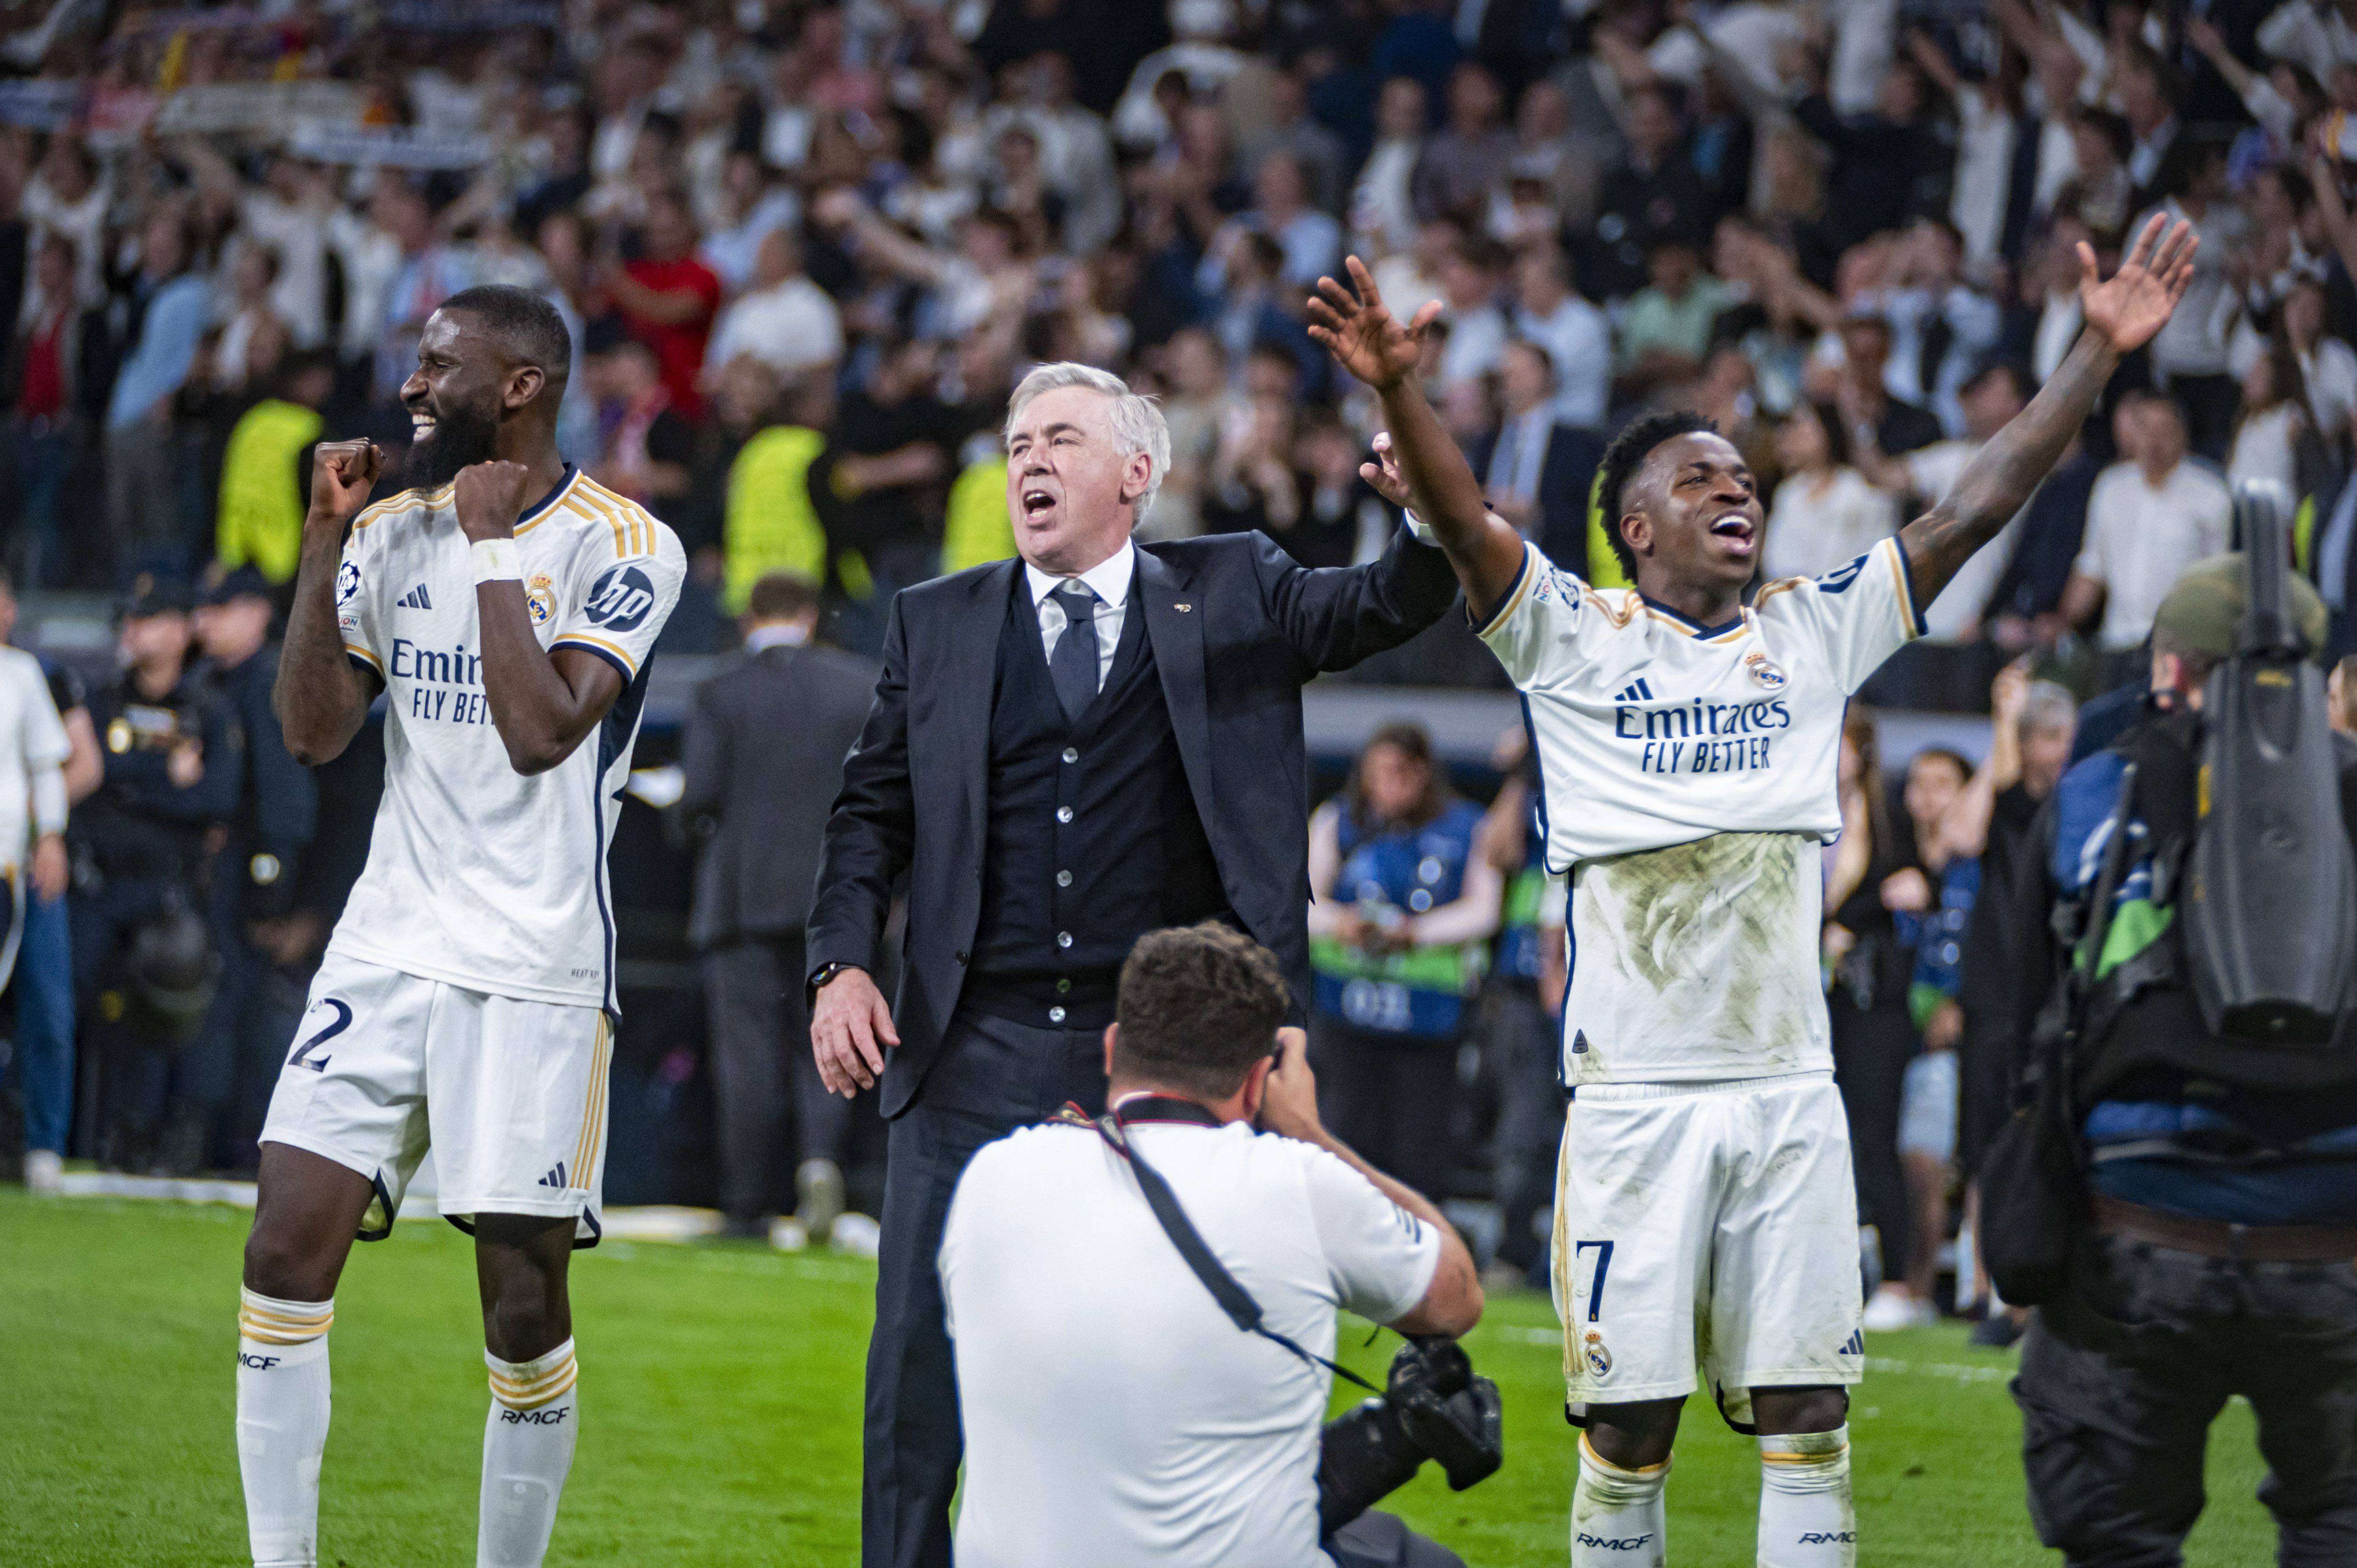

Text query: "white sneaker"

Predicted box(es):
[1862, 1286, 1931, 1333]
[829, 1212, 881, 1259]
[22, 1148, 62, 1192]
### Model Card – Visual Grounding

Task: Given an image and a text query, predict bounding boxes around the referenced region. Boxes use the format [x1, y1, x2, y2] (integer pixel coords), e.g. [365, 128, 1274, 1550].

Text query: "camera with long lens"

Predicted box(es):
[1316, 1335, 1504, 1533]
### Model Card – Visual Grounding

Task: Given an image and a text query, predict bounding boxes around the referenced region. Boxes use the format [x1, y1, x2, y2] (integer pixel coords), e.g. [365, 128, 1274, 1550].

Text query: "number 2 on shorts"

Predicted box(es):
[1572, 1239, 1615, 1324]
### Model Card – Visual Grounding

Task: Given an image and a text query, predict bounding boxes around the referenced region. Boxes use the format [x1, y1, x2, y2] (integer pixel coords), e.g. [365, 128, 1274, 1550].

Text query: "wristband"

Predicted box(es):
[471, 537, 522, 583]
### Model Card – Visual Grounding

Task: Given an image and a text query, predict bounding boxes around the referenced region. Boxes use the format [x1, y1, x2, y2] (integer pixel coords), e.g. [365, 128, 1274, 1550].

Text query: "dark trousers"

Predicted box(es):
[2017, 1233, 2357, 1567]
[1309, 1012, 1460, 1204]
[1482, 981, 1564, 1276]
[701, 932, 850, 1222]
[12, 888, 73, 1153]
[862, 1007, 1109, 1568]
[1831, 985, 1915, 1282]
[1325, 1509, 1467, 1567]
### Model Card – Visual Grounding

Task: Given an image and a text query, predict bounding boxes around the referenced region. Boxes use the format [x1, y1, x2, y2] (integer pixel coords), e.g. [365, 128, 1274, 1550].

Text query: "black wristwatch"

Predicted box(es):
[809, 961, 862, 1002]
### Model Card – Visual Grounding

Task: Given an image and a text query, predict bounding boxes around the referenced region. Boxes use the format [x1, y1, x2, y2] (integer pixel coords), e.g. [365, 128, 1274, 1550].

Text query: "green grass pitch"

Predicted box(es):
[2, 1189, 2281, 1565]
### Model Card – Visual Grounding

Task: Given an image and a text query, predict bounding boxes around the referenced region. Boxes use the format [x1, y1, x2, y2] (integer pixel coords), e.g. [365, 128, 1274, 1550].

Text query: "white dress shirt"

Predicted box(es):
[1026, 541, 1135, 688]
[2076, 459, 2234, 649]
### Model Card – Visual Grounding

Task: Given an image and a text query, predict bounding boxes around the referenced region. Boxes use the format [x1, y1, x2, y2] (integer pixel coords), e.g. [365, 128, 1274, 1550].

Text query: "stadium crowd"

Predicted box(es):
[7, 0, 2357, 1341]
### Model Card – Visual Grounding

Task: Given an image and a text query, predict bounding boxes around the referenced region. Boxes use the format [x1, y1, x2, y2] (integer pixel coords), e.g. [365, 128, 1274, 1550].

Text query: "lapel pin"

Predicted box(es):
[1174, 602, 1192, 612]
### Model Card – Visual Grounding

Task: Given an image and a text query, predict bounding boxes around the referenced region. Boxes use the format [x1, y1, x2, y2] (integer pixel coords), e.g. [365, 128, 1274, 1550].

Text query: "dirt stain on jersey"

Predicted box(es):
[1593, 832, 1807, 1063]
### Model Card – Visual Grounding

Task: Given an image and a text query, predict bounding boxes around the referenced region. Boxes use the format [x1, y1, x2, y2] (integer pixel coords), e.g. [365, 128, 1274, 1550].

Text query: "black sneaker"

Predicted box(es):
[1969, 1312, 2027, 1350]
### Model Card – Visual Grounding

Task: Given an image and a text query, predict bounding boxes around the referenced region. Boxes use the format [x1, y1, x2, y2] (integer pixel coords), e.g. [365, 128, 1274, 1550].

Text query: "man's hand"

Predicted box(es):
[453, 460, 536, 544]
[1991, 655, 2031, 728]
[167, 739, 204, 789]
[306, 440, 382, 534]
[1307, 256, 1441, 393]
[811, 966, 900, 1097]
[30, 832, 66, 902]
[2079, 212, 2197, 357]
[1360, 431, 1413, 508]
[1255, 1026, 1324, 1143]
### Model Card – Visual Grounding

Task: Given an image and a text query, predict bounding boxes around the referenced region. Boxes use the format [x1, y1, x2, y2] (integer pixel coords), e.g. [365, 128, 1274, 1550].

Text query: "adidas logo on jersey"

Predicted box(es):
[538, 1162, 569, 1190]
[397, 584, 435, 611]
[1612, 677, 1655, 703]
[1841, 1330, 1864, 1356]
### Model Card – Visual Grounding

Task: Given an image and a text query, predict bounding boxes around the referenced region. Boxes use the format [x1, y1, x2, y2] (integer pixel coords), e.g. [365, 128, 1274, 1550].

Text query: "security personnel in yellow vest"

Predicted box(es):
[215, 352, 334, 584]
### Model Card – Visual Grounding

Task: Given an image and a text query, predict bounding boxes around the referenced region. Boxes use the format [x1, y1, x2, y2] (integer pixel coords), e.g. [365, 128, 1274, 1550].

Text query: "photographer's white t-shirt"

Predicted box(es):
[939, 1114, 1441, 1568]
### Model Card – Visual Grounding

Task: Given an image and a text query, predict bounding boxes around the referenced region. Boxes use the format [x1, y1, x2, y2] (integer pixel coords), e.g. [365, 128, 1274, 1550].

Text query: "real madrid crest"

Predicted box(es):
[1743, 651, 1788, 691]
[1583, 1330, 1612, 1378]
[525, 572, 557, 626]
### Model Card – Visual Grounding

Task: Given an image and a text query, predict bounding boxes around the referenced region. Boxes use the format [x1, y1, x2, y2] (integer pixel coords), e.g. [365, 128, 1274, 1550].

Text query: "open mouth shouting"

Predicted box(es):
[1019, 483, 1059, 526]
[1707, 510, 1757, 555]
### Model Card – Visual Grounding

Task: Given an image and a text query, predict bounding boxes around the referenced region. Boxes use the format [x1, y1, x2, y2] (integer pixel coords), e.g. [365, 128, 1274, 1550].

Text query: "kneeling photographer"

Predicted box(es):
[938, 921, 1493, 1568]
[1988, 511, 2357, 1567]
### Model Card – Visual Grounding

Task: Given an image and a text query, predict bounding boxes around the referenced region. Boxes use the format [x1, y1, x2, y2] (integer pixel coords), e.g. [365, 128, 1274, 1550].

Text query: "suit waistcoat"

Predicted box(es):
[967, 572, 1228, 1028]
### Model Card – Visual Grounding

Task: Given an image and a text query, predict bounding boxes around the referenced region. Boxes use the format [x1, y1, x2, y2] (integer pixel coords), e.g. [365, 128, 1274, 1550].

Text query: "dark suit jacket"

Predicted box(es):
[1469, 417, 1605, 573]
[681, 639, 880, 950]
[807, 526, 1460, 1116]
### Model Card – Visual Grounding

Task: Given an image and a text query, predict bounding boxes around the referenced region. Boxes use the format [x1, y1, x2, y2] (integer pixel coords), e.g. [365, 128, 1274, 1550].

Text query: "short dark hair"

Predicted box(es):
[439, 284, 573, 389]
[1596, 409, 1717, 580]
[1114, 923, 1290, 1101]
[746, 571, 819, 622]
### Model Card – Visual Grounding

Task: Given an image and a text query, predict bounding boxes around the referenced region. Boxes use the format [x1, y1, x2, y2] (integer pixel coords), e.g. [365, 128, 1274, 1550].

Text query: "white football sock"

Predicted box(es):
[1758, 1425, 1856, 1568]
[1572, 1432, 1669, 1566]
[235, 1289, 334, 1568]
[479, 1338, 579, 1568]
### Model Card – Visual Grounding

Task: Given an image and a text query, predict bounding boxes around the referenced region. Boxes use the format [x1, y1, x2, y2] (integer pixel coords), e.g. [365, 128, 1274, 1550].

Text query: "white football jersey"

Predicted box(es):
[331, 466, 684, 1010]
[1477, 536, 1924, 1083]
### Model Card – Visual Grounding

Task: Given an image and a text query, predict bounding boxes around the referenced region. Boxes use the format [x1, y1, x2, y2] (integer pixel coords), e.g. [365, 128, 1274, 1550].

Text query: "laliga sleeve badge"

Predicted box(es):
[1744, 652, 1788, 691]
[1583, 1330, 1612, 1378]
[525, 572, 557, 626]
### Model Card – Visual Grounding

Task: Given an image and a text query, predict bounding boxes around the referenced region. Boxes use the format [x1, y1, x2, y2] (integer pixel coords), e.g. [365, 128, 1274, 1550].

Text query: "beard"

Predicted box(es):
[405, 399, 501, 489]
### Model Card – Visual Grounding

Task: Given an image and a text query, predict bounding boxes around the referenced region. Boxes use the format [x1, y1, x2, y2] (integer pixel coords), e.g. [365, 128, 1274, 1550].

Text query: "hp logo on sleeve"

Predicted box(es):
[583, 564, 656, 631]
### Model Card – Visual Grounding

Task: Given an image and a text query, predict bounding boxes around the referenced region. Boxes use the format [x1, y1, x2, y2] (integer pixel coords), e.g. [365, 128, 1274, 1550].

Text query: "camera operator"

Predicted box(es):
[75, 576, 240, 1172]
[1996, 554, 2357, 1564]
[938, 921, 1485, 1568]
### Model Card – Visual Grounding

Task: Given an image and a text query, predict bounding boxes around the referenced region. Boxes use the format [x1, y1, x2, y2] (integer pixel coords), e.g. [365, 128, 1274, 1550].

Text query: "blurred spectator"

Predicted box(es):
[1202, 150, 1339, 294]
[1863, 743, 1974, 1331]
[1473, 733, 1561, 1290]
[608, 188, 724, 421]
[1763, 400, 1898, 582]
[103, 209, 210, 583]
[1870, 363, 2035, 648]
[192, 566, 316, 1169]
[1587, 82, 1713, 300]
[1349, 75, 1430, 261]
[722, 375, 835, 617]
[1616, 239, 1730, 397]
[1508, 242, 1608, 431]
[2138, 142, 2246, 459]
[1415, 61, 1515, 224]
[214, 352, 333, 587]
[1794, 58, 1948, 259]
[682, 571, 878, 1241]
[2064, 391, 2233, 686]
[702, 227, 843, 386]
[0, 567, 79, 1193]
[1824, 706, 1921, 1308]
[2227, 338, 2313, 497]
[6, 232, 93, 588]
[1469, 340, 1603, 569]
[2285, 274, 2357, 438]
[1306, 722, 1499, 1201]
[592, 337, 694, 518]
[1834, 313, 1944, 457]
[1432, 234, 1509, 393]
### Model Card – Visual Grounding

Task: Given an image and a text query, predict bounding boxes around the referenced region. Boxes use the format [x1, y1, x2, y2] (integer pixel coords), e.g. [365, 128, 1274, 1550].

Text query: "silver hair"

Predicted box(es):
[1004, 362, 1171, 525]
[2020, 679, 2077, 735]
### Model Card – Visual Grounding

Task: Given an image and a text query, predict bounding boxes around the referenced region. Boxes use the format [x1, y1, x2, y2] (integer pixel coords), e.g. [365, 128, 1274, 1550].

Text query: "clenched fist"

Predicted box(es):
[306, 440, 382, 533]
[453, 460, 535, 543]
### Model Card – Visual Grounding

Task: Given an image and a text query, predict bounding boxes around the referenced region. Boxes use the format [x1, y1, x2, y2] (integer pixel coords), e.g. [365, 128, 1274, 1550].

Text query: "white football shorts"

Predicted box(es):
[259, 951, 614, 1245]
[1551, 1071, 1863, 1425]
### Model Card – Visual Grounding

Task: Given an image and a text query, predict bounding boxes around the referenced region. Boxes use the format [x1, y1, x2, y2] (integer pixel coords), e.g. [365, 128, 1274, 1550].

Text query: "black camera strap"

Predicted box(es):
[1086, 1097, 1383, 1397]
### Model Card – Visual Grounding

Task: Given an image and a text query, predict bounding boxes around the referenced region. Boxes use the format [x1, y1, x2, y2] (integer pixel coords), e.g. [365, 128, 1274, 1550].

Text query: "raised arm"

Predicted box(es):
[1306, 256, 1527, 620]
[1900, 213, 2195, 607]
[275, 440, 385, 766]
[451, 461, 630, 775]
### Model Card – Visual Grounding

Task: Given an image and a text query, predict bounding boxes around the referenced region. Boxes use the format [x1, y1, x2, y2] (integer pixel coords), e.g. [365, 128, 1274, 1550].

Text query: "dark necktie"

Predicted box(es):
[1049, 582, 1101, 721]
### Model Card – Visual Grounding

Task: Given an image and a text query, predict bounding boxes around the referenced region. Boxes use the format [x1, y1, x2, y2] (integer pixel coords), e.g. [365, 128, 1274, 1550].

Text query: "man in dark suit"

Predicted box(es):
[806, 361, 1459, 1568]
[1467, 339, 1604, 572]
[681, 572, 879, 1240]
